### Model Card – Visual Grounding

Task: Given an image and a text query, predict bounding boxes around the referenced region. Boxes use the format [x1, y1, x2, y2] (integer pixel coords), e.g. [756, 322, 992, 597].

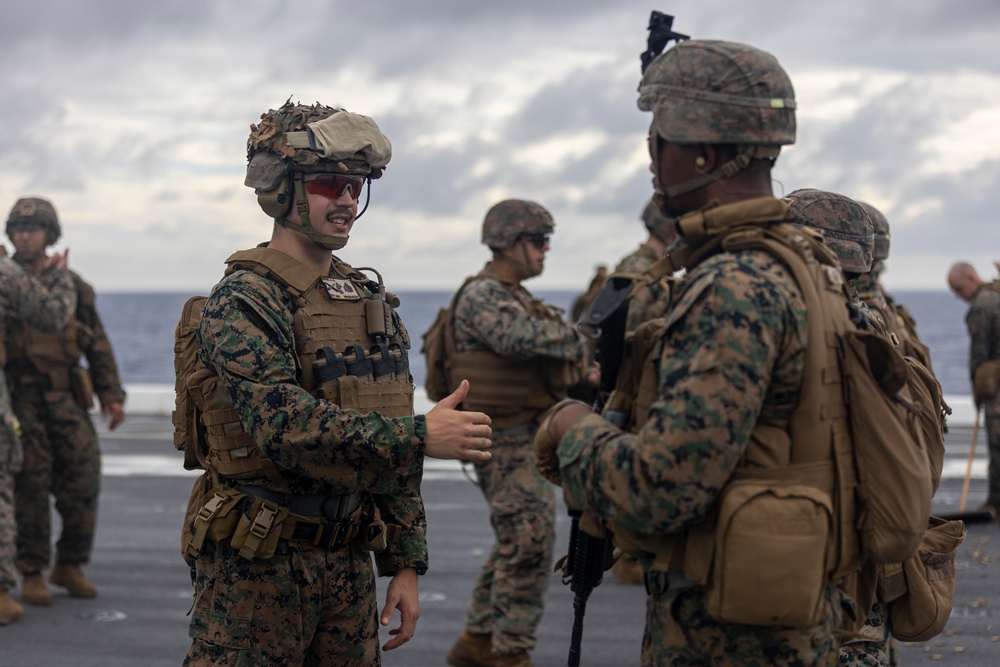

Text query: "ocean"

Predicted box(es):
[96, 288, 974, 398]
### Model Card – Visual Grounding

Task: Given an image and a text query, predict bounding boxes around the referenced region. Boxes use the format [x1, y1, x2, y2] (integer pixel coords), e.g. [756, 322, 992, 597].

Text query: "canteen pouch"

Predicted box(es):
[70, 366, 95, 411]
[230, 497, 288, 561]
[705, 479, 832, 628]
[973, 359, 1000, 405]
[880, 516, 966, 642]
[183, 483, 246, 565]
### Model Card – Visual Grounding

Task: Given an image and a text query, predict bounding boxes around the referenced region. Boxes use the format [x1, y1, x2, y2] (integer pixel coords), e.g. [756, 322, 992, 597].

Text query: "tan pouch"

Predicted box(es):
[881, 516, 966, 642]
[973, 359, 1000, 405]
[230, 497, 288, 561]
[70, 366, 95, 411]
[705, 480, 832, 628]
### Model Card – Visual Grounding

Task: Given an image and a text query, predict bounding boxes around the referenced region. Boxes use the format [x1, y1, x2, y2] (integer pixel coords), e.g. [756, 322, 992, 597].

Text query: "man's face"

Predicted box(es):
[503, 232, 549, 279]
[649, 129, 701, 218]
[951, 277, 978, 302]
[296, 173, 362, 242]
[10, 225, 49, 260]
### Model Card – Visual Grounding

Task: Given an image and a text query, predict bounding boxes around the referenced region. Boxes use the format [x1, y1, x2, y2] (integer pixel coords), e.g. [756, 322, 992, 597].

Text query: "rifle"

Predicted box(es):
[555, 276, 635, 667]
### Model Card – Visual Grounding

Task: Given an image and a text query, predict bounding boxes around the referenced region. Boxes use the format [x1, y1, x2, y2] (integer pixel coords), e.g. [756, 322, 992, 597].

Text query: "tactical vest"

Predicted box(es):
[186, 247, 414, 484]
[5, 272, 90, 392]
[604, 199, 867, 594]
[449, 266, 585, 430]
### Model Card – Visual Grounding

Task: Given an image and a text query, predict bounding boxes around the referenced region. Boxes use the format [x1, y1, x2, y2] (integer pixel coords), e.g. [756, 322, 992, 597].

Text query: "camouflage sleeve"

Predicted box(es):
[454, 277, 583, 362]
[557, 251, 806, 534]
[0, 258, 77, 333]
[198, 271, 424, 497]
[72, 274, 127, 406]
[374, 494, 428, 576]
[966, 289, 1000, 380]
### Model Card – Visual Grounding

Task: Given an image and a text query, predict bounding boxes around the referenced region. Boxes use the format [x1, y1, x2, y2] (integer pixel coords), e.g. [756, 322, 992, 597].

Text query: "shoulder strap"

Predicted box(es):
[225, 247, 319, 295]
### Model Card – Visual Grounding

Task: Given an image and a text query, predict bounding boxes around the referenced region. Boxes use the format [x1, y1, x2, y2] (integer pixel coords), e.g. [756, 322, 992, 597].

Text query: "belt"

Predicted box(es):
[235, 484, 361, 520]
[644, 570, 696, 596]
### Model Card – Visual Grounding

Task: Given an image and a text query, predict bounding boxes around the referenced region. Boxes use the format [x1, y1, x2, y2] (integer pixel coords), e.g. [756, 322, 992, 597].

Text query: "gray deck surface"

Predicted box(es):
[1, 415, 997, 666]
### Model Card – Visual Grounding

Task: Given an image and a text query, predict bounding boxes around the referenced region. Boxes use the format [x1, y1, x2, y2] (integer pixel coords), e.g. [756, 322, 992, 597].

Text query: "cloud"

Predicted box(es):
[0, 0, 997, 292]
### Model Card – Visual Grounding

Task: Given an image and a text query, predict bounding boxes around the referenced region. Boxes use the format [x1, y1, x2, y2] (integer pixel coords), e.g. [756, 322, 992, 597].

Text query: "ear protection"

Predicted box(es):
[257, 176, 292, 218]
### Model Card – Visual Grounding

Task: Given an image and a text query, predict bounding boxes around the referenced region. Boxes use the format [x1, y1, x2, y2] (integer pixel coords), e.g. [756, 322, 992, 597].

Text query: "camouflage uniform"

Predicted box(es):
[183, 100, 454, 666]
[548, 39, 861, 666]
[966, 284, 1000, 506]
[0, 257, 77, 595]
[614, 245, 675, 332]
[452, 263, 584, 656]
[8, 263, 124, 575]
[186, 261, 426, 666]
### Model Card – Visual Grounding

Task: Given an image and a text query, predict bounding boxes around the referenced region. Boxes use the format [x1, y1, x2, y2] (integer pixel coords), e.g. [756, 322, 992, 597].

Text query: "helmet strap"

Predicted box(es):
[275, 172, 349, 250]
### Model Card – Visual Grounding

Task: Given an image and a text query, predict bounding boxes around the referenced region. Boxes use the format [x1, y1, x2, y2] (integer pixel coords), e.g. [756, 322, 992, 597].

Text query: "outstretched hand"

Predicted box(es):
[424, 379, 492, 462]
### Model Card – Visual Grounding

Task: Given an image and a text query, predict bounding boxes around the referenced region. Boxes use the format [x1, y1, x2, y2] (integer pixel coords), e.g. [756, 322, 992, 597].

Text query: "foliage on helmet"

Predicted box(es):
[641, 197, 677, 246]
[481, 199, 555, 250]
[638, 40, 796, 150]
[245, 98, 392, 192]
[786, 188, 874, 274]
[859, 201, 890, 262]
[6, 197, 61, 245]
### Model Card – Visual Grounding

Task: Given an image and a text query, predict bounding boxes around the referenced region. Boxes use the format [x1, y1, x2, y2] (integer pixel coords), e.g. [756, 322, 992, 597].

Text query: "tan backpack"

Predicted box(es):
[420, 276, 476, 402]
[172, 295, 210, 471]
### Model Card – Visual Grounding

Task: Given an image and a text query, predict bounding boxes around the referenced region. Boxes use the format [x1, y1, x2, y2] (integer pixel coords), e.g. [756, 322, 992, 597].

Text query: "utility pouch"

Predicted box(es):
[705, 479, 832, 628]
[973, 359, 1000, 405]
[183, 482, 245, 564]
[880, 516, 966, 642]
[230, 497, 288, 561]
[70, 366, 95, 411]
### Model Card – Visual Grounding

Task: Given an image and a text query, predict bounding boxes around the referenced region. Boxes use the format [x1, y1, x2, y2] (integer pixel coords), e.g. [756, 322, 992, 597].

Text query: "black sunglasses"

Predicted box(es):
[519, 233, 550, 249]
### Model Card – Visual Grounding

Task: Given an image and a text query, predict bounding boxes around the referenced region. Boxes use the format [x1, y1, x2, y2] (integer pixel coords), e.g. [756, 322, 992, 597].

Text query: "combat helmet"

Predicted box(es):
[6, 197, 61, 246]
[481, 199, 555, 250]
[641, 197, 677, 247]
[859, 201, 890, 275]
[786, 188, 874, 275]
[245, 98, 392, 250]
[638, 40, 796, 198]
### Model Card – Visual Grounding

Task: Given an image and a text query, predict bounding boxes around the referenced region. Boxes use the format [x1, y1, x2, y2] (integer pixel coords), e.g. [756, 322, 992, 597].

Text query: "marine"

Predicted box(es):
[4, 197, 126, 605]
[536, 37, 870, 666]
[443, 199, 593, 667]
[181, 99, 492, 666]
[0, 247, 77, 625]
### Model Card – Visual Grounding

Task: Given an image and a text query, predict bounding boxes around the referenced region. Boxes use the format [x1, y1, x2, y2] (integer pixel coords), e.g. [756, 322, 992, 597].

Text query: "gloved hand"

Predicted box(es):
[534, 399, 592, 485]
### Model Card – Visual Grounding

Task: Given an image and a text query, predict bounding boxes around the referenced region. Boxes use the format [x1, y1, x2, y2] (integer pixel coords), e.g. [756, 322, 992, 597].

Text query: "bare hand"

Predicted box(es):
[45, 249, 70, 271]
[381, 568, 419, 651]
[586, 362, 601, 388]
[424, 379, 492, 462]
[103, 402, 126, 431]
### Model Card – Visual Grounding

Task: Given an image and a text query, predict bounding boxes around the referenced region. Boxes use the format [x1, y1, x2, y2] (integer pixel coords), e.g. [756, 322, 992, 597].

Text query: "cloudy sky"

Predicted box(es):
[1, 0, 998, 294]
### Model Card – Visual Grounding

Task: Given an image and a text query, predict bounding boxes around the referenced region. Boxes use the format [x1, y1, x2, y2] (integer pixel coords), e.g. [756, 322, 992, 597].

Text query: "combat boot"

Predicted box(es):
[446, 631, 493, 667]
[50, 563, 98, 598]
[0, 590, 25, 625]
[489, 652, 534, 667]
[21, 572, 52, 606]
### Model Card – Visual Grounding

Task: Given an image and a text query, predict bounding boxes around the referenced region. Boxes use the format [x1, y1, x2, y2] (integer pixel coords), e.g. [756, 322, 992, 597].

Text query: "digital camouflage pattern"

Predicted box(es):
[614, 244, 676, 333]
[5, 197, 61, 246]
[786, 189, 874, 275]
[480, 199, 555, 250]
[859, 202, 890, 263]
[186, 258, 428, 664]
[966, 284, 1000, 505]
[10, 264, 125, 574]
[637, 40, 796, 148]
[464, 427, 556, 654]
[452, 266, 582, 654]
[187, 538, 380, 666]
[555, 227, 854, 665]
[839, 600, 890, 667]
[0, 256, 77, 591]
